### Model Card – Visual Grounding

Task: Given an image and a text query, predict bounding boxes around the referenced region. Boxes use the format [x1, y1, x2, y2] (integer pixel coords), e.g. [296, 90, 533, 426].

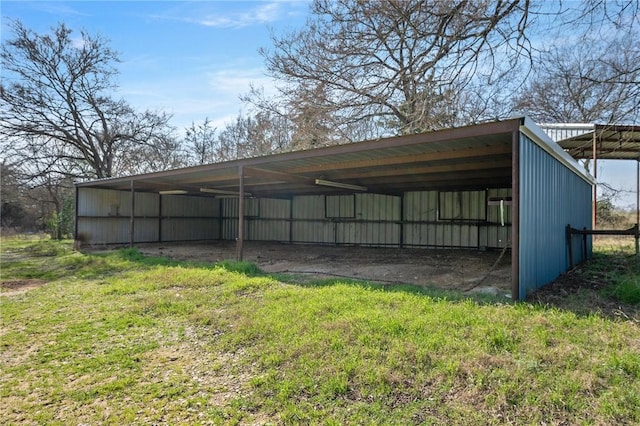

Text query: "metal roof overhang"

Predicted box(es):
[557, 124, 640, 161]
[76, 118, 522, 198]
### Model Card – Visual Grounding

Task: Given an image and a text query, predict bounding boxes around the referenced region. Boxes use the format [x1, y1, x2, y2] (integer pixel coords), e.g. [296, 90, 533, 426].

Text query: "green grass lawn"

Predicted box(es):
[1, 237, 639, 425]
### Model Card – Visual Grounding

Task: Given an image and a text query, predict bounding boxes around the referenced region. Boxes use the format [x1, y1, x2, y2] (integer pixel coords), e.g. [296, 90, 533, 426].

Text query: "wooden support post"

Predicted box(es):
[236, 165, 245, 261]
[582, 227, 588, 262]
[130, 180, 135, 248]
[635, 223, 639, 257]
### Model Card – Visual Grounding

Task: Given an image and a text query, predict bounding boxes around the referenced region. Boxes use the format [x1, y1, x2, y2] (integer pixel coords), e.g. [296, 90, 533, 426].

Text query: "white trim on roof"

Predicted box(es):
[520, 117, 595, 185]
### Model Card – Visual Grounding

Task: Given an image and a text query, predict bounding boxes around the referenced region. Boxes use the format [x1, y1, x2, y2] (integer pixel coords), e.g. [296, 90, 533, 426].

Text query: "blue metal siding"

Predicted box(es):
[518, 133, 592, 298]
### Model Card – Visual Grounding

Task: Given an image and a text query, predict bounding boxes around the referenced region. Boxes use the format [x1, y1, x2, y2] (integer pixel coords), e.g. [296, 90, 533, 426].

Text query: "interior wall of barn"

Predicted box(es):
[76, 187, 512, 249]
[76, 188, 221, 244]
[517, 132, 593, 299]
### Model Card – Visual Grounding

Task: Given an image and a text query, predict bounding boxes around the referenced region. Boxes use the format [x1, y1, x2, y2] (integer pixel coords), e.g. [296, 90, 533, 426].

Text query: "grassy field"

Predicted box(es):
[1, 237, 639, 425]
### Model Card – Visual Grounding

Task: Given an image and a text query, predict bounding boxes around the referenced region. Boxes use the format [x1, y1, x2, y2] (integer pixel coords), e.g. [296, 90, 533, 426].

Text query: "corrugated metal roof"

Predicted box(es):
[76, 118, 523, 197]
[539, 123, 640, 161]
[76, 117, 595, 199]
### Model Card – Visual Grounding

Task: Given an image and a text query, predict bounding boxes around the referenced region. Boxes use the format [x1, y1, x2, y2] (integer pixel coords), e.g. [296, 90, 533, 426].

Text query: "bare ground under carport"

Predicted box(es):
[131, 241, 512, 297]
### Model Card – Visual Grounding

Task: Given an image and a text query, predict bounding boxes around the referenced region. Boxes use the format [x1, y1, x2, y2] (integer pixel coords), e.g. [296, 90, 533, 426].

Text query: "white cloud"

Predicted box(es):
[150, 1, 294, 29]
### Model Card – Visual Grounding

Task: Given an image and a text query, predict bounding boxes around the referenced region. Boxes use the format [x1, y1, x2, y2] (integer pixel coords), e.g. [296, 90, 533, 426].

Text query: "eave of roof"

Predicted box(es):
[75, 117, 590, 198]
[554, 124, 640, 161]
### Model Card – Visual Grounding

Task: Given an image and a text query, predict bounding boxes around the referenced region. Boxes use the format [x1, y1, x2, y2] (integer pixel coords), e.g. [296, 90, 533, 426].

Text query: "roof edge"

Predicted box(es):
[520, 117, 596, 185]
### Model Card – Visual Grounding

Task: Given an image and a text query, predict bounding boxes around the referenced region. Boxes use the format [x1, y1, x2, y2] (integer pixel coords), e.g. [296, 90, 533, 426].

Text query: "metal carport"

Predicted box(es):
[75, 117, 594, 300]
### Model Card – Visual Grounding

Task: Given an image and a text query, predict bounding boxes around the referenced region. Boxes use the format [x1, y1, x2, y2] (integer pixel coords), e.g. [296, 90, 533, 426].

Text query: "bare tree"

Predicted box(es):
[0, 21, 177, 179]
[512, 32, 640, 124]
[215, 111, 293, 161]
[185, 118, 218, 165]
[257, 0, 535, 136]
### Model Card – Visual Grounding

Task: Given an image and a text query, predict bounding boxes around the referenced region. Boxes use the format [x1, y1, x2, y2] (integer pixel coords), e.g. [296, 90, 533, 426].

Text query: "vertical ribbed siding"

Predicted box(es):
[518, 134, 592, 298]
[160, 195, 220, 241]
[336, 194, 401, 246]
[76, 188, 222, 244]
[479, 188, 512, 249]
[221, 198, 290, 241]
[77, 188, 162, 244]
[291, 196, 333, 243]
[403, 190, 486, 248]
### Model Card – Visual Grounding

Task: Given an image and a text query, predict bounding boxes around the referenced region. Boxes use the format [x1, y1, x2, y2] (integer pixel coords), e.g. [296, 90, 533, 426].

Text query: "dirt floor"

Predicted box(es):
[133, 241, 512, 297]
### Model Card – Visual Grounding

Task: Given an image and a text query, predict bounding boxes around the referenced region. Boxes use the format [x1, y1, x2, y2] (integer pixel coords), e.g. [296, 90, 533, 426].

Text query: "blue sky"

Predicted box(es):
[1, 1, 309, 130]
[1, 1, 637, 209]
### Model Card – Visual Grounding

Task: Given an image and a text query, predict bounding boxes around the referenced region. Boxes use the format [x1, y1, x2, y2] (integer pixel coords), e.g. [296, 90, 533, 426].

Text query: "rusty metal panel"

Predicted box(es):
[162, 195, 219, 217]
[518, 133, 592, 299]
[161, 218, 219, 241]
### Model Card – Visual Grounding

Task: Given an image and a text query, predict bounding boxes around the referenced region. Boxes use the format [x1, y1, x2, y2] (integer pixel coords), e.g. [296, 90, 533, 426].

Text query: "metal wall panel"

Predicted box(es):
[292, 221, 334, 243]
[479, 188, 512, 249]
[326, 195, 355, 218]
[438, 191, 485, 220]
[135, 192, 159, 216]
[161, 218, 219, 241]
[77, 217, 131, 244]
[404, 191, 438, 221]
[518, 133, 592, 298]
[357, 194, 401, 220]
[221, 198, 259, 218]
[77, 188, 133, 216]
[162, 195, 219, 217]
[259, 198, 290, 219]
[336, 223, 401, 246]
[403, 190, 483, 248]
[292, 196, 325, 219]
[248, 220, 290, 241]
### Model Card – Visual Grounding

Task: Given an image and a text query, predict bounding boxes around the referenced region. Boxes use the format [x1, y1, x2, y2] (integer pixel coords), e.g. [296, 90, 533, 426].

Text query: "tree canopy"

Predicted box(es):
[0, 20, 178, 180]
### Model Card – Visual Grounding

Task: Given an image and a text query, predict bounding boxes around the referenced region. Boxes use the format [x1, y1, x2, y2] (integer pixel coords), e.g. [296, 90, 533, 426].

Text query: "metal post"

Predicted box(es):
[636, 159, 640, 225]
[158, 194, 162, 243]
[592, 131, 597, 229]
[130, 180, 135, 248]
[510, 130, 520, 301]
[74, 185, 79, 240]
[236, 165, 245, 261]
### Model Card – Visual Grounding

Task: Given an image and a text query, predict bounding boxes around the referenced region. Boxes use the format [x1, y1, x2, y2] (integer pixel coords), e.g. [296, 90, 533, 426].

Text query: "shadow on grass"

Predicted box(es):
[526, 251, 639, 322]
[109, 247, 512, 305]
[6, 238, 636, 322]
